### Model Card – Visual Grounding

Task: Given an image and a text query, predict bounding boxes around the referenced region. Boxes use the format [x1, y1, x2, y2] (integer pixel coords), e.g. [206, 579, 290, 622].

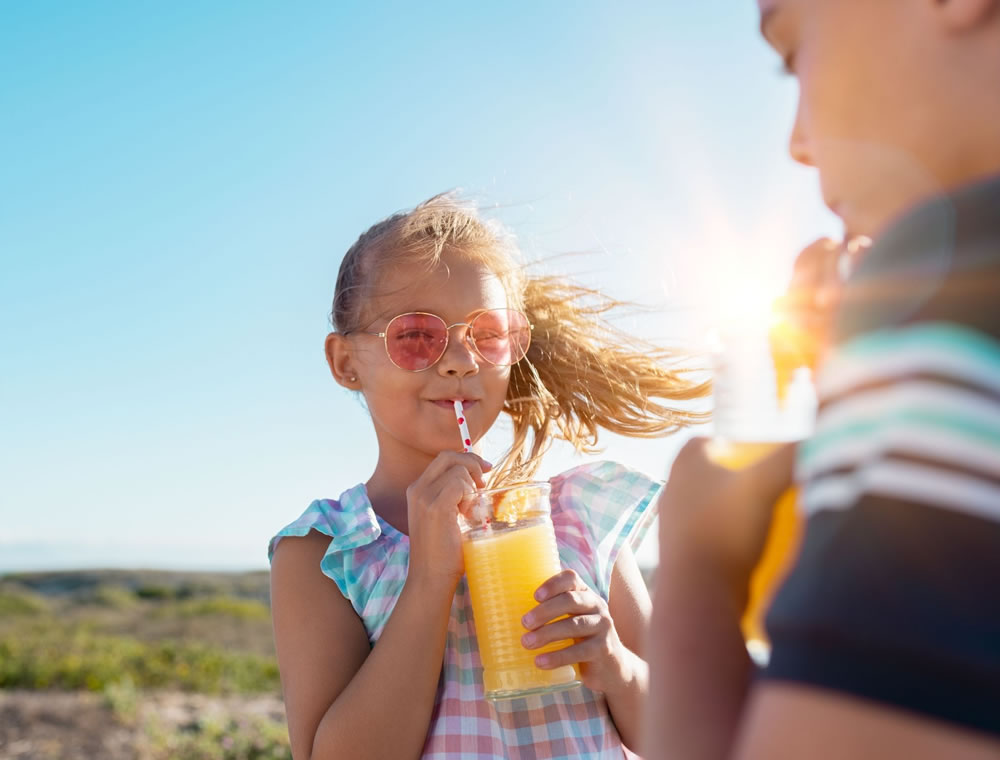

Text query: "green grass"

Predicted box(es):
[0, 570, 280, 695]
[0, 589, 49, 616]
[0, 570, 291, 759]
[145, 713, 292, 760]
[0, 624, 279, 693]
[90, 583, 141, 609]
[168, 596, 271, 621]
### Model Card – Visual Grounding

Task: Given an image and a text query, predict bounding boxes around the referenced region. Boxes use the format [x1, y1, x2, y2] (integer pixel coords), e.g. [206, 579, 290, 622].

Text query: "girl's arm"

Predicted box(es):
[271, 532, 455, 760]
[602, 543, 653, 751]
[271, 451, 489, 760]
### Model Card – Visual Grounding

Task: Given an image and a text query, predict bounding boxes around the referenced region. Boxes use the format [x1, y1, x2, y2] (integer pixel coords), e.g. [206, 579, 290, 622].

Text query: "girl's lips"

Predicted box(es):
[431, 399, 478, 410]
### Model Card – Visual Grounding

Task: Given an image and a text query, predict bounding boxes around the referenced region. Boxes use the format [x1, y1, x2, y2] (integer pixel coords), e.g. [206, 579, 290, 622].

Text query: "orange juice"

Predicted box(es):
[461, 484, 581, 701]
[710, 319, 815, 651]
[708, 440, 803, 646]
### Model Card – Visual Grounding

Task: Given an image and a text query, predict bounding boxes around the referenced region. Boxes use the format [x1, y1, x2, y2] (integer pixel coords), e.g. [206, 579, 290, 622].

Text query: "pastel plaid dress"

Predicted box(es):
[269, 461, 660, 759]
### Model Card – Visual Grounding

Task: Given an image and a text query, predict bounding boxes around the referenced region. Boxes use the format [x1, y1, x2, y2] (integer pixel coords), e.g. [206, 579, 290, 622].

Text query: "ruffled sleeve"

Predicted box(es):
[549, 461, 662, 599]
[267, 484, 397, 625]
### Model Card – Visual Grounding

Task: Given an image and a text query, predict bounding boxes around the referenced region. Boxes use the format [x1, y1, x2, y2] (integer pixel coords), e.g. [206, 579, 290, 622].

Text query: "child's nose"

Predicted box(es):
[437, 326, 480, 376]
[788, 98, 814, 168]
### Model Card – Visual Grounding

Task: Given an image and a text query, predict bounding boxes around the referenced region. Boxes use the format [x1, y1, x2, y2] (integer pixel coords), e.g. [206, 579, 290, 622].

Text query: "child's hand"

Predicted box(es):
[405, 451, 492, 591]
[657, 438, 796, 608]
[772, 237, 861, 373]
[520, 569, 633, 695]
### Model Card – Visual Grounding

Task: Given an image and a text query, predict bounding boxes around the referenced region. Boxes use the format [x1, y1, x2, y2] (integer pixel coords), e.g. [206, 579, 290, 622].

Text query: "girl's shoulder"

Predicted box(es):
[547, 460, 662, 598]
[267, 483, 382, 564]
[548, 460, 663, 517]
[267, 483, 408, 624]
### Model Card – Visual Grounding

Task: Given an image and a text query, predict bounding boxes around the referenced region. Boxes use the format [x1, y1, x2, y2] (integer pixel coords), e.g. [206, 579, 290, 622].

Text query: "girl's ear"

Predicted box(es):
[325, 332, 361, 390]
[932, 0, 998, 32]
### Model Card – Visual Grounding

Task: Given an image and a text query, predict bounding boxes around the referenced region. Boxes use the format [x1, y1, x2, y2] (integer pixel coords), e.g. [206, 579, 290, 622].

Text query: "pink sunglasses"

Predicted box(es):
[353, 309, 532, 371]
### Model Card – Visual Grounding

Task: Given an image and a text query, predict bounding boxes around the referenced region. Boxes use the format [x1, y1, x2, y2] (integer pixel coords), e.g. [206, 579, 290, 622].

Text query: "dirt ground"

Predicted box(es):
[0, 690, 286, 760]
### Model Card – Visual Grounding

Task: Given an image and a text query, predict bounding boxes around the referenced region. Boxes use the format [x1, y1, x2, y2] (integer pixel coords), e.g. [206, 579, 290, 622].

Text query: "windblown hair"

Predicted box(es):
[332, 192, 710, 485]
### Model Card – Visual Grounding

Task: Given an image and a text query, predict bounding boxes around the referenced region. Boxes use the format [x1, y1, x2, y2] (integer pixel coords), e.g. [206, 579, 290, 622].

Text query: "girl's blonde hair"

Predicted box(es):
[332, 192, 710, 485]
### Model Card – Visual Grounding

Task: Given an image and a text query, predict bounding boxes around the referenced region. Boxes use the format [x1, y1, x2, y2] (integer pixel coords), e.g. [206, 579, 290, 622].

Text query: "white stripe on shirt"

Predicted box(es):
[800, 380, 1000, 478]
[803, 458, 1000, 523]
[819, 325, 1000, 400]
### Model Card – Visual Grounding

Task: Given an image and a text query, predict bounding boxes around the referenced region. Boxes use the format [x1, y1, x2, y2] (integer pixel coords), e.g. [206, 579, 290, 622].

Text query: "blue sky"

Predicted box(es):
[0, 1, 837, 571]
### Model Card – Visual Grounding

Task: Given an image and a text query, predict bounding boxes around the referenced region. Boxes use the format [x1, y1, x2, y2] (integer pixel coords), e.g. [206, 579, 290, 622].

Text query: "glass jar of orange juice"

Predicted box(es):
[707, 324, 816, 659]
[460, 482, 582, 701]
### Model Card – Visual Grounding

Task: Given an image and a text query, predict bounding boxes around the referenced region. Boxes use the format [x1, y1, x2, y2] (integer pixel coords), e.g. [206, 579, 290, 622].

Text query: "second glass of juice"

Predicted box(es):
[707, 325, 816, 654]
[460, 482, 582, 701]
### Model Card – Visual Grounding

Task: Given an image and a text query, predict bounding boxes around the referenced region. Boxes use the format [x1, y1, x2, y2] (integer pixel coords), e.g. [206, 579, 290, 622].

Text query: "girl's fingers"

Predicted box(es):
[431, 466, 479, 510]
[522, 613, 605, 649]
[532, 637, 604, 670]
[452, 453, 490, 489]
[532, 569, 587, 604]
[417, 451, 492, 488]
[523, 587, 603, 630]
[410, 452, 492, 508]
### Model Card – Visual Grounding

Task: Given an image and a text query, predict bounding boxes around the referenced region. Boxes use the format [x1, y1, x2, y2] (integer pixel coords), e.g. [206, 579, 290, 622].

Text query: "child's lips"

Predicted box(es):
[430, 399, 478, 410]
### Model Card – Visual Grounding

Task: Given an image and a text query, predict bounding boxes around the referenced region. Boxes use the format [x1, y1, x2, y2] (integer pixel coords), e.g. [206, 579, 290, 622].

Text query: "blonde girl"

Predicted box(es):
[269, 193, 707, 759]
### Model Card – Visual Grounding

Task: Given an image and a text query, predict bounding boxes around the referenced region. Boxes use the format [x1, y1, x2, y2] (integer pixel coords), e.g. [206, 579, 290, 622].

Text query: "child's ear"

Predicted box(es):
[325, 332, 362, 390]
[933, 0, 999, 32]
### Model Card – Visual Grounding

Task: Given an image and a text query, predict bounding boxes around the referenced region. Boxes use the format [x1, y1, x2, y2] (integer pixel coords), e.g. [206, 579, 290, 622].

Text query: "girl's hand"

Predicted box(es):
[405, 451, 492, 591]
[520, 569, 634, 695]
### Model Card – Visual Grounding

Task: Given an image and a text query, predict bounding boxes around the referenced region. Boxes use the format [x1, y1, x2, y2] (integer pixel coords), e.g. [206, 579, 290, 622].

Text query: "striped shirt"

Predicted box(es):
[764, 175, 1000, 737]
[269, 461, 660, 759]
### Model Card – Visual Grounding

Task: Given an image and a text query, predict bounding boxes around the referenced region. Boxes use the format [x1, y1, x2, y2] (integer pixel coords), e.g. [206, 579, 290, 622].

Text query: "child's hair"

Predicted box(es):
[332, 192, 710, 485]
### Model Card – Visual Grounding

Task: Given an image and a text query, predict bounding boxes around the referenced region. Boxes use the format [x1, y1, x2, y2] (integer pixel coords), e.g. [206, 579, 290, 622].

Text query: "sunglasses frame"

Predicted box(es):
[354, 309, 533, 372]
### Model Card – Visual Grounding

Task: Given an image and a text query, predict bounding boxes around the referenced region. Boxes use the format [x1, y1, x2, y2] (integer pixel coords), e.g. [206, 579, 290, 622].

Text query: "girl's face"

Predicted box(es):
[342, 250, 513, 466]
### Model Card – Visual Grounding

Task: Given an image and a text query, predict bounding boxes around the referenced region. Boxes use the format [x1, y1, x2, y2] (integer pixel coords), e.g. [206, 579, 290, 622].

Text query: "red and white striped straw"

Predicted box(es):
[453, 400, 472, 453]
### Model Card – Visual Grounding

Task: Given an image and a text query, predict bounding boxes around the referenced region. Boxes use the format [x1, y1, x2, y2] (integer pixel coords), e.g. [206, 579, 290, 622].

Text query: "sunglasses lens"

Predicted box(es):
[385, 313, 448, 370]
[471, 309, 531, 366]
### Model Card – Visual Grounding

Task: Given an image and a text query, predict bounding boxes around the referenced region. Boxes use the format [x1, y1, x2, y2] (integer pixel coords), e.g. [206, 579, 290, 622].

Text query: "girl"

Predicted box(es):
[269, 193, 707, 759]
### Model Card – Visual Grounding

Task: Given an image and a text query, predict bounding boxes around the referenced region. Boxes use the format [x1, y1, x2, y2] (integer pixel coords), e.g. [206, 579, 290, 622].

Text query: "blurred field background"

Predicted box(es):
[0, 567, 660, 759]
[0, 570, 289, 759]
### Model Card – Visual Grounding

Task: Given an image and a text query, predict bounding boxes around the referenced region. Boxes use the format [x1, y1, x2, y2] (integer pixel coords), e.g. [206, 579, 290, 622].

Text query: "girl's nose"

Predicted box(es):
[437, 326, 480, 376]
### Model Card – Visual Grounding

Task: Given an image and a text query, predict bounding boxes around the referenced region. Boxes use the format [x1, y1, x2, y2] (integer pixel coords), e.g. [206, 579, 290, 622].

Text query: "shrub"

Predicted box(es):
[91, 584, 140, 609]
[0, 589, 48, 616]
[0, 628, 279, 694]
[136, 585, 176, 600]
[102, 675, 140, 722]
[171, 596, 271, 622]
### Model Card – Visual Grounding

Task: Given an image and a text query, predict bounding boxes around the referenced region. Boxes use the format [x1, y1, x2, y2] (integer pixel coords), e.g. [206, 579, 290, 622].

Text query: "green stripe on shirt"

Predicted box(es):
[801, 405, 1000, 470]
[833, 322, 1000, 373]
